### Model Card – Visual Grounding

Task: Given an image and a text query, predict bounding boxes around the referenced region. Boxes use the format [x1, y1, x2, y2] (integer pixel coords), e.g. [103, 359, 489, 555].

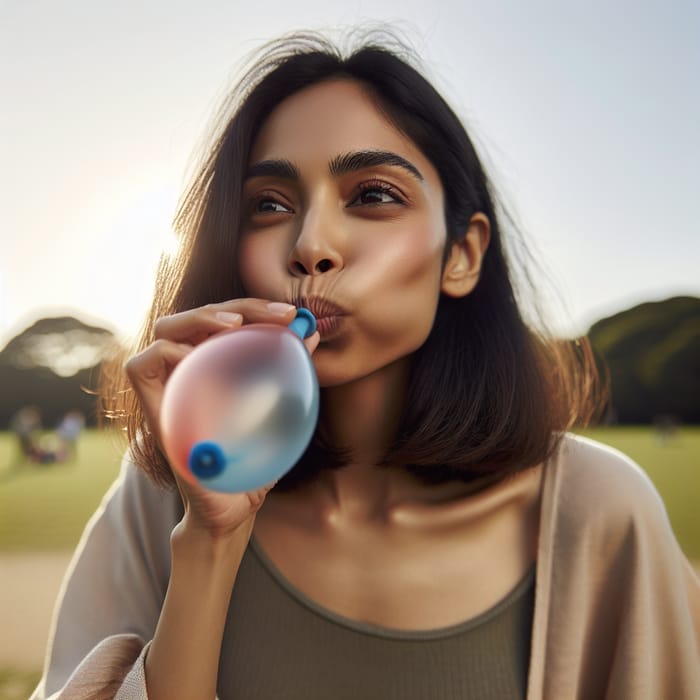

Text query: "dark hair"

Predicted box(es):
[101, 30, 603, 488]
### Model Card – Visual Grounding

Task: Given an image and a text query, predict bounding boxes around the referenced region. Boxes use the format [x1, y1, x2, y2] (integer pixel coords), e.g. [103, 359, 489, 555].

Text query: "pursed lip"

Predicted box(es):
[292, 294, 347, 339]
[294, 294, 347, 321]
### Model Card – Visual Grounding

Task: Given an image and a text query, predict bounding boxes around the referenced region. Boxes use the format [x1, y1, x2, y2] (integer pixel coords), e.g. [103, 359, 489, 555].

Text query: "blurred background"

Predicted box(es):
[1, 1, 698, 697]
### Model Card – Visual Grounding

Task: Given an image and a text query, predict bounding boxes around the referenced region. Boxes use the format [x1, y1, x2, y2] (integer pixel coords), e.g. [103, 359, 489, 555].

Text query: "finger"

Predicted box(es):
[124, 341, 194, 447]
[246, 480, 278, 509]
[211, 299, 298, 327]
[125, 339, 193, 389]
[154, 299, 296, 345]
[303, 331, 321, 355]
[154, 308, 243, 345]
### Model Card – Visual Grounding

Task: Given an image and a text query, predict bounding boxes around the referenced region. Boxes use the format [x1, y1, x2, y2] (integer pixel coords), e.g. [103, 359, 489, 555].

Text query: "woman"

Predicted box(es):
[33, 32, 700, 700]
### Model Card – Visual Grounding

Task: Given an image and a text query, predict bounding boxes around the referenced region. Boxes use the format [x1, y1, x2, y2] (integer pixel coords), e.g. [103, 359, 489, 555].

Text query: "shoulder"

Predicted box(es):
[556, 432, 660, 499]
[91, 449, 183, 540]
[554, 432, 664, 508]
[533, 440, 700, 699]
[547, 433, 674, 546]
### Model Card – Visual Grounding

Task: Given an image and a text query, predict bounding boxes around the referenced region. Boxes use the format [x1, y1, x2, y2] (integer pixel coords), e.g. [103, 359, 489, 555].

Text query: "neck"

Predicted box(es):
[321, 357, 410, 463]
[312, 357, 412, 519]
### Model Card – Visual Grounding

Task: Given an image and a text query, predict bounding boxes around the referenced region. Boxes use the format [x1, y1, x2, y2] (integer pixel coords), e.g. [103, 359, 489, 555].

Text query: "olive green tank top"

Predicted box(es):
[218, 538, 535, 699]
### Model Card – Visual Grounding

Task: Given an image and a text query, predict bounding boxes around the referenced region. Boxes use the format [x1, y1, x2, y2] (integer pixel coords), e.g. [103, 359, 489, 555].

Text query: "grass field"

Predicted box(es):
[0, 430, 125, 552]
[582, 426, 699, 559]
[0, 668, 42, 700]
[0, 426, 698, 557]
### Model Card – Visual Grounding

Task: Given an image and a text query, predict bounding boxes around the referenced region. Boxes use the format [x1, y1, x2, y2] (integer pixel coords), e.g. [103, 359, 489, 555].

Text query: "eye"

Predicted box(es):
[249, 192, 293, 215]
[349, 180, 404, 207]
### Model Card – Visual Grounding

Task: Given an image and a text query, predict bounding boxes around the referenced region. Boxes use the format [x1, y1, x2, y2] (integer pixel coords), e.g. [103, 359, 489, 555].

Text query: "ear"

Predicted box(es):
[440, 212, 491, 298]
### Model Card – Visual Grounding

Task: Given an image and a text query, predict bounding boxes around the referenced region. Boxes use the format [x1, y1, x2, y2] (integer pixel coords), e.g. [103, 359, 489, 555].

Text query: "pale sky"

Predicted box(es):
[2, 0, 699, 346]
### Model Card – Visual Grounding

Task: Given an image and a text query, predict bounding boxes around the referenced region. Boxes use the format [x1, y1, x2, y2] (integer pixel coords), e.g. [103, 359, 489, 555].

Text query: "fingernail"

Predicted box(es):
[266, 302, 295, 315]
[215, 311, 242, 324]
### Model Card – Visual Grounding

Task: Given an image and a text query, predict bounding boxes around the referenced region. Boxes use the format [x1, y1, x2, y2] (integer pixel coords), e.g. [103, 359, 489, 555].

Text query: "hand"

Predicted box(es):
[125, 298, 320, 539]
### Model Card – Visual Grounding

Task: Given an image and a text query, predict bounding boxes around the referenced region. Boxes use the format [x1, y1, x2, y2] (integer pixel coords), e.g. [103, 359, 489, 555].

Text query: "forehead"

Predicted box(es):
[249, 79, 439, 182]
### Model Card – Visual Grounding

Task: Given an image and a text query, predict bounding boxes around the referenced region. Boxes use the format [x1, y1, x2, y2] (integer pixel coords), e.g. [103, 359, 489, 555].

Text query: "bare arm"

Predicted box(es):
[125, 298, 319, 700]
[145, 515, 253, 700]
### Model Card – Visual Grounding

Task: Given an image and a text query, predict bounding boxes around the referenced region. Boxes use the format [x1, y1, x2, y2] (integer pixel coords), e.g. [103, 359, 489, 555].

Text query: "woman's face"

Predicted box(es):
[239, 79, 449, 387]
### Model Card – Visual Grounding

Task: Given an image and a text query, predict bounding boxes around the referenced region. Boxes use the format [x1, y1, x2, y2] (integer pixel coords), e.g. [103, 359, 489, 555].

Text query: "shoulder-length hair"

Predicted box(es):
[101, 31, 604, 489]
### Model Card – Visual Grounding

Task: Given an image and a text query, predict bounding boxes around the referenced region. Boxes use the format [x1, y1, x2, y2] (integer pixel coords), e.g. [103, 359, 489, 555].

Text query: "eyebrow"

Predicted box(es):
[245, 159, 299, 181]
[329, 150, 424, 181]
[244, 149, 424, 183]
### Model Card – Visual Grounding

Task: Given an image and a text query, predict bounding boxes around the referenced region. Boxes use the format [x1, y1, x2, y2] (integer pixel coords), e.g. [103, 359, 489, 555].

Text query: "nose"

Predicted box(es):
[287, 204, 344, 277]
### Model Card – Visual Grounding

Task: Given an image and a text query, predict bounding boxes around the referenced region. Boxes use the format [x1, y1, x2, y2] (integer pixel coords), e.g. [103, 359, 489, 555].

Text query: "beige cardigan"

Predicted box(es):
[31, 435, 700, 699]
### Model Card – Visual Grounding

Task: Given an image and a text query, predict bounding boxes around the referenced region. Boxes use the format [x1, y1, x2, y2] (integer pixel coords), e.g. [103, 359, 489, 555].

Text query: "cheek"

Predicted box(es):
[358, 211, 445, 279]
[356, 221, 445, 343]
[238, 236, 280, 297]
[371, 215, 445, 295]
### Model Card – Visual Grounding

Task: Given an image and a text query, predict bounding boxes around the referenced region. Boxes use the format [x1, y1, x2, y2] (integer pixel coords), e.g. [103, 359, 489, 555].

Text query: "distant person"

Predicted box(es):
[8, 405, 42, 464]
[653, 413, 679, 445]
[32, 31, 699, 700]
[8, 406, 79, 466]
[56, 411, 85, 461]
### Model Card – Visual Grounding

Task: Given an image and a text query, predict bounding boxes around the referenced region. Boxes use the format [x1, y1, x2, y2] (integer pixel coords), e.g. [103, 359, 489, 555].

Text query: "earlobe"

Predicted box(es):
[441, 213, 491, 298]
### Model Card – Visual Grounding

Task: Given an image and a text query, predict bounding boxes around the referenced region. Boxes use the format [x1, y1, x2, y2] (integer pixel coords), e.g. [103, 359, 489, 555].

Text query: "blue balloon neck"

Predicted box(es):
[288, 308, 317, 339]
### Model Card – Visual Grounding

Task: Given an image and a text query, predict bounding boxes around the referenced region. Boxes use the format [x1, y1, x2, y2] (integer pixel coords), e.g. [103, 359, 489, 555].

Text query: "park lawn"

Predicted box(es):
[0, 668, 42, 700]
[581, 426, 700, 560]
[0, 430, 125, 552]
[0, 427, 698, 558]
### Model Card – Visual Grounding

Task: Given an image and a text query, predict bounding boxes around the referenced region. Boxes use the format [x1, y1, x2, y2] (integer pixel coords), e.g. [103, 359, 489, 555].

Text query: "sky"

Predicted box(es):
[1, 0, 699, 346]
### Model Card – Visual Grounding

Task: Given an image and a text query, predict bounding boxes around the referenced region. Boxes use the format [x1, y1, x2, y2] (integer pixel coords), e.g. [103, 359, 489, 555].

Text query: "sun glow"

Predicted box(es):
[107, 185, 180, 260]
[83, 183, 182, 338]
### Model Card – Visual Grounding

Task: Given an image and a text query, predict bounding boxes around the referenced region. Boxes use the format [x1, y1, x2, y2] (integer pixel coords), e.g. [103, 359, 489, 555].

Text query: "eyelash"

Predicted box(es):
[250, 192, 292, 215]
[248, 179, 406, 217]
[350, 180, 405, 207]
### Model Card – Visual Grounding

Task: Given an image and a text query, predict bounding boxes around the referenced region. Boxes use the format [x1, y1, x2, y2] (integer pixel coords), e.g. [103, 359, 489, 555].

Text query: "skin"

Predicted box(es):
[126, 79, 542, 700]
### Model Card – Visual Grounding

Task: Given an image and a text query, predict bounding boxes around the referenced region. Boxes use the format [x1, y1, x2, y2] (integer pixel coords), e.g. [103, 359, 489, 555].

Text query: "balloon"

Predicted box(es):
[160, 309, 319, 492]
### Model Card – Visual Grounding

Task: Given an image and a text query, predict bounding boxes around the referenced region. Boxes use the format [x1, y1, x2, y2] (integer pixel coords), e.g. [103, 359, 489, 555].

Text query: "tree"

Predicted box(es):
[0, 316, 115, 428]
[588, 297, 700, 423]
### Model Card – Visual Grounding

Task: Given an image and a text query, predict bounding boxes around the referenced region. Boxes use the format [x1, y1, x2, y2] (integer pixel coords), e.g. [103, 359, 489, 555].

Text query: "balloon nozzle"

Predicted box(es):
[288, 308, 317, 339]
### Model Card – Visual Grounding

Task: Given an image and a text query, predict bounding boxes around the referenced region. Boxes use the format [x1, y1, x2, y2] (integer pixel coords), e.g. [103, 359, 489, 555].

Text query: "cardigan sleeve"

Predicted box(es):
[528, 435, 700, 700]
[30, 454, 182, 699]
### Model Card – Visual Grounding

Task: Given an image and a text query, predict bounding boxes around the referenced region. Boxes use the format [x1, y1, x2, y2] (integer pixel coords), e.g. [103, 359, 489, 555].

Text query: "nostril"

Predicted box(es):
[292, 261, 308, 275]
[316, 259, 332, 273]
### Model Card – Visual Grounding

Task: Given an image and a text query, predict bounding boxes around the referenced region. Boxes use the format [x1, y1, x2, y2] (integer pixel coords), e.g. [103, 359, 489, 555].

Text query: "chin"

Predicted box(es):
[315, 367, 359, 389]
[311, 331, 421, 389]
[312, 356, 363, 388]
